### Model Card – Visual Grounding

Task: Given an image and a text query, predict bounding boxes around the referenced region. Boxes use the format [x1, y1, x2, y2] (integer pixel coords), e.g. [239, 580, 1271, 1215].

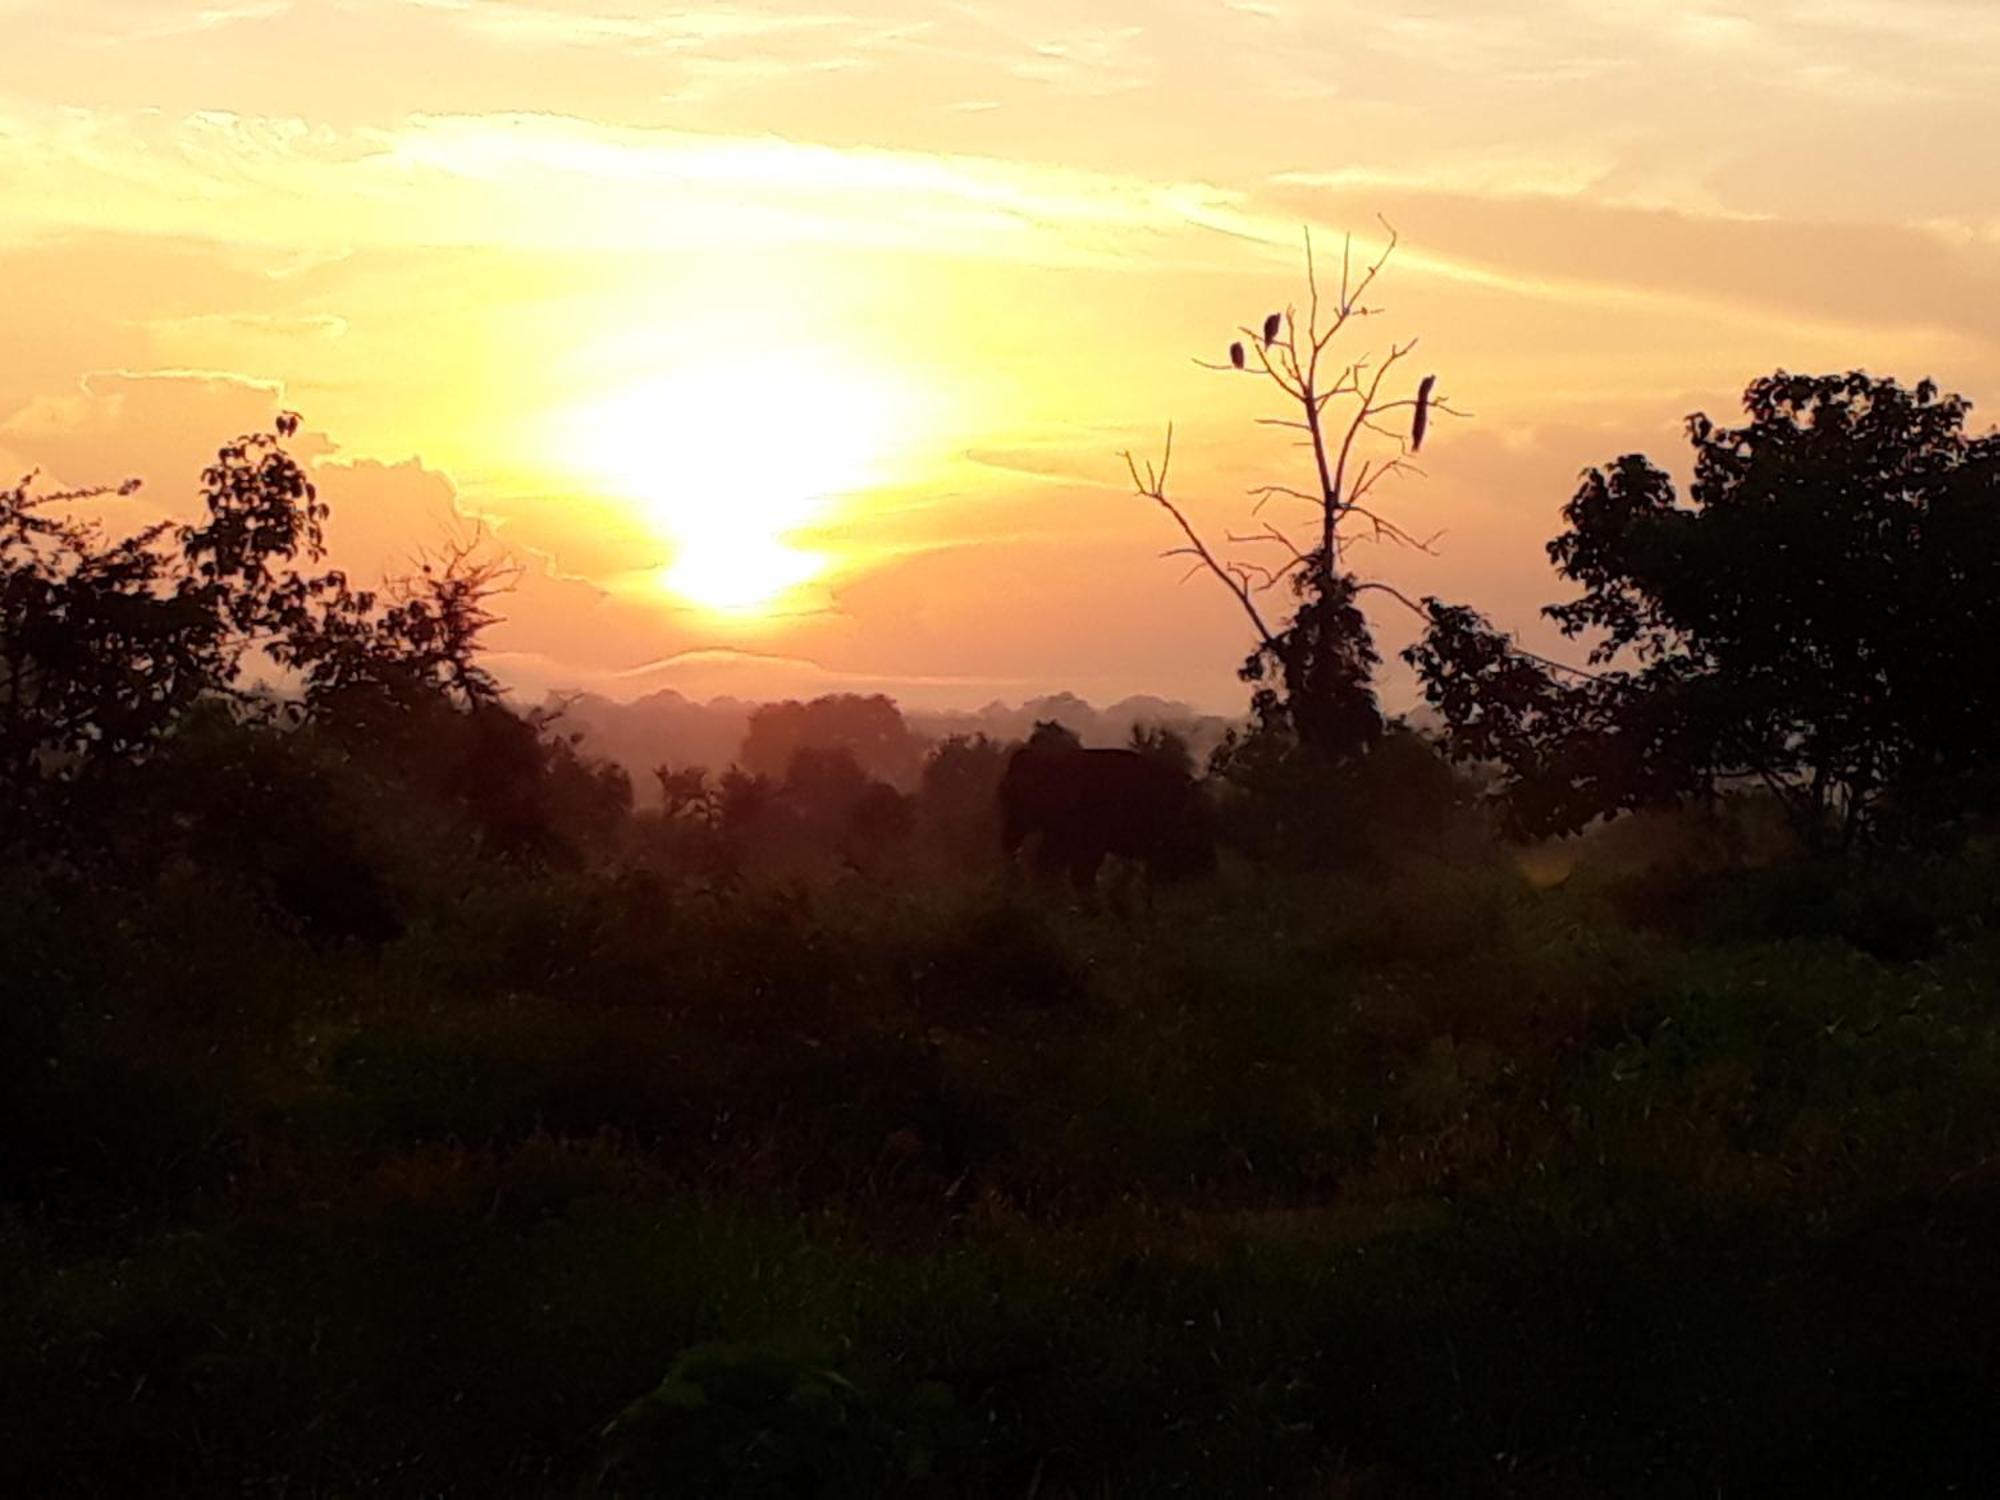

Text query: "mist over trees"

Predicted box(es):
[558, 687, 1240, 808]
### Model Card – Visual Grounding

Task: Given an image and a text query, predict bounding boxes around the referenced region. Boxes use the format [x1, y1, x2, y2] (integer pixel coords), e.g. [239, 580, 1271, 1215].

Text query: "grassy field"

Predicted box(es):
[8, 827, 2000, 1497]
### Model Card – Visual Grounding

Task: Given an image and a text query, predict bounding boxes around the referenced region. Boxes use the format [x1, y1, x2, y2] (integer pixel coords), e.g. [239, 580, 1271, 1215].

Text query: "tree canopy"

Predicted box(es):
[1408, 371, 2000, 849]
[0, 416, 561, 855]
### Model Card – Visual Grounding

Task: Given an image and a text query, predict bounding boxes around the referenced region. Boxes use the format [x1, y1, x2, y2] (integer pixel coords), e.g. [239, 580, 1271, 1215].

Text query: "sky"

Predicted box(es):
[3, 0, 1996, 712]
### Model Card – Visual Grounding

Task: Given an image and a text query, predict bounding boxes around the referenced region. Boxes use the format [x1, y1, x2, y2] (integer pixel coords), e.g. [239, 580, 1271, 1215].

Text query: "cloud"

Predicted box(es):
[8, 96, 1991, 377]
[0, 102, 1282, 275]
[0, 368, 288, 495]
[1263, 176, 2000, 358]
[0, 0, 295, 42]
[122, 0, 294, 40]
[378, 0, 852, 50]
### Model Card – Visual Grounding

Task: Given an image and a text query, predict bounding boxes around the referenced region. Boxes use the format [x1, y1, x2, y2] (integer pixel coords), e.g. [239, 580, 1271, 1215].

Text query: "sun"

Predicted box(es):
[548, 349, 904, 615]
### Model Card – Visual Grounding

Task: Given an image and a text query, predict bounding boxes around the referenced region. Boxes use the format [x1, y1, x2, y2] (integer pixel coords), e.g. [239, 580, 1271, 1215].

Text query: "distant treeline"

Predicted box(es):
[552, 687, 1242, 804]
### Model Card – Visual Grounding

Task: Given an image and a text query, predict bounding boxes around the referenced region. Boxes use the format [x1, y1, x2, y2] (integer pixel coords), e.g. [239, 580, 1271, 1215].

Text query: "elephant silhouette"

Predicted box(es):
[998, 739, 1216, 886]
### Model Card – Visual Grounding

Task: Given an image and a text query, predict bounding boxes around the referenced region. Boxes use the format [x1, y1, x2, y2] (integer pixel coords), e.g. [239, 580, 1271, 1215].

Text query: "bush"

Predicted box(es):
[1210, 721, 1495, 872]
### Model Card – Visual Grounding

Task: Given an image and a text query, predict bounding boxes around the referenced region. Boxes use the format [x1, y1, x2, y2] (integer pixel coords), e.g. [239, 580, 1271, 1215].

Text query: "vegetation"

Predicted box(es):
[1410, 372, 2000, 851]
[7, 374, 2000, 1496]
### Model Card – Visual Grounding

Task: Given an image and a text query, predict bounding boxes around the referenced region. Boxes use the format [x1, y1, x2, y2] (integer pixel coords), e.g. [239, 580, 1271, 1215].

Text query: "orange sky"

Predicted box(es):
[3, 0, 1996, 710]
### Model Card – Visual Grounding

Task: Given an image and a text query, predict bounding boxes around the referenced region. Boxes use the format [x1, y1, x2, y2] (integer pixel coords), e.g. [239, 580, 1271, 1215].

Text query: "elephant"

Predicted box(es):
[998, 741, 1216, 886]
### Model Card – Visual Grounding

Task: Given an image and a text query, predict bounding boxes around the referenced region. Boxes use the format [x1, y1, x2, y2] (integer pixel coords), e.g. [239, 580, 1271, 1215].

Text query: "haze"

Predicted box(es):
[4, 0, 1996, 711]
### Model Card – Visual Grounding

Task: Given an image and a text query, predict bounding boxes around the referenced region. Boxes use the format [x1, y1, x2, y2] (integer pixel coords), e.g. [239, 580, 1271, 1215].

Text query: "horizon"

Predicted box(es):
[5, 1, 1998, 714]
[554, 680, 1246, 719]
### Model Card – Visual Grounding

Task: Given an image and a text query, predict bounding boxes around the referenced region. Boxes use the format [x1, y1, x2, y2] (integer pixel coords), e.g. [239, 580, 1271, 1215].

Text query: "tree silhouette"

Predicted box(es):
[279, 533, 517, 737]
[1126, 222, 1462, 760]
[0, 412, 558, 871]
[0, 473, 196, 786]
[740, 694, 924, 789]
[0, 416, 341, 790]
[917, 732, 1011, 866]
[1407, 371, 2000, 849]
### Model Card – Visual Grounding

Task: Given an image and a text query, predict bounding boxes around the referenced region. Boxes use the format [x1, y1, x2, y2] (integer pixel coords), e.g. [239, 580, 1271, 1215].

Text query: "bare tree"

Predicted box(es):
[1124, 221, 1465, 756]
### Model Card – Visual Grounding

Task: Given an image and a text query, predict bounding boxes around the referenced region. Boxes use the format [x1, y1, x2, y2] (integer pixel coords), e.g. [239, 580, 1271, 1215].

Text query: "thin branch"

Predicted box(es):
[1123, 428, 1278, 651]
[1306, 227, 1321, 344]
[1247, 484, 1324, 519]
[1226, 522, 1314, 569]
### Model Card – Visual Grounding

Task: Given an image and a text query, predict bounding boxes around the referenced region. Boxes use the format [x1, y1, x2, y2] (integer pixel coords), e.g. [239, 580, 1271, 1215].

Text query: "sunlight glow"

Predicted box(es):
[548, 350, 908, 615]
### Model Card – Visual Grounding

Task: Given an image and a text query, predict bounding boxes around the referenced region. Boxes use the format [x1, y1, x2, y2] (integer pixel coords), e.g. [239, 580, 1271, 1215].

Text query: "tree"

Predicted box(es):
[0, 415, 338, 791]
[654, 765, 721, 826]
[1126, 223, 1461, 761]
[0, 410, 580, 874]
[278, 534, 516, 741]
[783, 745, 874, 832]
[739, 694, 924, 789]
[0, 473, 199, 786]
[916, 732, 1011, 868]
[1407, 371, 2000, 849]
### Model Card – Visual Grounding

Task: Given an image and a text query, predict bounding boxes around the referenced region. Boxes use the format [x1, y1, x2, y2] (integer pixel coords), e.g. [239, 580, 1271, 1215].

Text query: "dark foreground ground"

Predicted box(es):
[8, 842, 2000, 1496]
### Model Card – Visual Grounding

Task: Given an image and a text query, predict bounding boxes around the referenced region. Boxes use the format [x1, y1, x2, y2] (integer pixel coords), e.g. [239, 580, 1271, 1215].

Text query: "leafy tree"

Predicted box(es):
[1207, 716, 1479, 870]
[847, 779, 916, 850]
[276, 537, 513, 743]
[717, 766, 778, 835]
[0, 410, 626, 879]
[0, 474, 195, 785]
[1408, 371, 2000, 849]
[1127, 224, 1459, 762]
[654, 764, 721, 825]
[0, 416, 338, 793]
[740, 694, 924, 789]
[783, 745, 874, 832]
[181, 413, 337, 643]
[916, 732, 1011, 866]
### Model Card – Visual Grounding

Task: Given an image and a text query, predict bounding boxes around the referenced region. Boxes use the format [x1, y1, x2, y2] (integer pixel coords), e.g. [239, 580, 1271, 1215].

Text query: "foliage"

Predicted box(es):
[916, 733, 1011, 868]
[741, 694, 925, 789]
[1411, 371, 2000, 849]
[281, 540, 513, 732]
[10, 826, 2000, 1495]
[0, 446, 289, 787]
[0, 417, 533, 806]
[1237, 565, 1385, 756]
[1209, 717, 1490, 870]
[600, 1341, 972, 1495]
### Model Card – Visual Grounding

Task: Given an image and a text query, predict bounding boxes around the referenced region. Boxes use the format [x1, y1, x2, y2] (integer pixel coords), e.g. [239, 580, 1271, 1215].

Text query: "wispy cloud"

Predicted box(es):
[378, 0, 853, 51]
[0, 103, 1267, 267]
[8, 97, 1996, 357]
[0, 0, 296, 42]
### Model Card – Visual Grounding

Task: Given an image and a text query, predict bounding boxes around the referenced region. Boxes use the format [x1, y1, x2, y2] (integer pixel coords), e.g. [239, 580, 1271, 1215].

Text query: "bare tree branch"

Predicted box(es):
[1124, 427, 1279, 651]
[1126, 220, 1494, 724]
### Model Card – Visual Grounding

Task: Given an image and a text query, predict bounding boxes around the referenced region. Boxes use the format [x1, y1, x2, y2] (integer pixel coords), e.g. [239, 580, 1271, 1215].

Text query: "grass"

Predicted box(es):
[6, 848, 2000, 1495]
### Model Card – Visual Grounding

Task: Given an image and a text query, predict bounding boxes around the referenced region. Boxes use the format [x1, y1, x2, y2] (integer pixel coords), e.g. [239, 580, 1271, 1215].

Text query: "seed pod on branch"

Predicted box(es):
[1412, 374, 1437, 452]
